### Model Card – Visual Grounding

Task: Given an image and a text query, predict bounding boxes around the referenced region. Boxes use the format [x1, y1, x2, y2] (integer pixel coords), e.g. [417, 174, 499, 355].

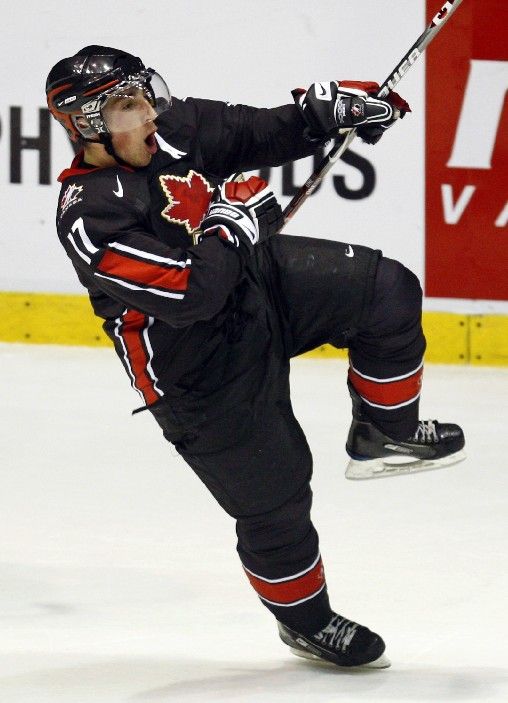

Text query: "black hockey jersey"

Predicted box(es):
[55, 97, 316, 407]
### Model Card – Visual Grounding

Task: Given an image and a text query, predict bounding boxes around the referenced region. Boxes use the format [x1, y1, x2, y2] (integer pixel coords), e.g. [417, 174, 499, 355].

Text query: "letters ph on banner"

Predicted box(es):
[10, 107, 51, 185]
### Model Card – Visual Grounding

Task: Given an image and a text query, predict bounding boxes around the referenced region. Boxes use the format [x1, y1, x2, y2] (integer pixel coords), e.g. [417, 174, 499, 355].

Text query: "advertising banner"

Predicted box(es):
[0, 1, 425, 294]
[425, 0, 508, 300]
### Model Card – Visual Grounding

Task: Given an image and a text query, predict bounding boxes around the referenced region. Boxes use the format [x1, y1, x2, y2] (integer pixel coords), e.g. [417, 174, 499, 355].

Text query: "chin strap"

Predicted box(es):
[82, 130, 132, 168]
[101, 134, 132, 168]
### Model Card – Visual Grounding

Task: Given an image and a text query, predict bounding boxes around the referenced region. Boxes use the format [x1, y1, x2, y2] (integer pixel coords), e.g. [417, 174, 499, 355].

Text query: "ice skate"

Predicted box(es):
[345, 384, 465, 480]
[277, 614, 390, 669]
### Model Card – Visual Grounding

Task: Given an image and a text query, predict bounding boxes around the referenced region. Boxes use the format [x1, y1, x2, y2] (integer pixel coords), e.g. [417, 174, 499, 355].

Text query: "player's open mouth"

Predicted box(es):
[145, 132, 157, 154]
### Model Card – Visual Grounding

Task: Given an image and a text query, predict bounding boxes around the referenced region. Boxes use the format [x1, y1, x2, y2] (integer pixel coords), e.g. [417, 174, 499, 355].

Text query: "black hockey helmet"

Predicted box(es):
[46, 45, 171, 142]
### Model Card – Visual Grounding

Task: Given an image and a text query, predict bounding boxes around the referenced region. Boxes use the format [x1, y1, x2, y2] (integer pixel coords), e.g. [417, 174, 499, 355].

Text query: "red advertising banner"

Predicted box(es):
[425, 0, 508, 300]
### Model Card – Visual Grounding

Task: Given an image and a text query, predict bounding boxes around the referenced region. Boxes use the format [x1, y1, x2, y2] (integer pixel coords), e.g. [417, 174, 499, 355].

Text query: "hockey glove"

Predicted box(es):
[199, 176, 283, 258]
[292, 80, 410, 145]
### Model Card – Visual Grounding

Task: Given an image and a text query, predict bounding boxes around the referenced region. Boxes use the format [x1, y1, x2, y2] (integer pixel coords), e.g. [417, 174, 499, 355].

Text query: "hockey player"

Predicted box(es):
[46, 46, 465, 669]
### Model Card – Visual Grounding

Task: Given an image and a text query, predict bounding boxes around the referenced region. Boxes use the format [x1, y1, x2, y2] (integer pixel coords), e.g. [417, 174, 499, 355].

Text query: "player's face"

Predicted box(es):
[103, 89, 158, 168]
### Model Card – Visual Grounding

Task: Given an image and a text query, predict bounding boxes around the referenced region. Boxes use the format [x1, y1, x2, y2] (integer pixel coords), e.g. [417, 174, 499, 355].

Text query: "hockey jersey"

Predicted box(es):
[55, 97, 316, 409]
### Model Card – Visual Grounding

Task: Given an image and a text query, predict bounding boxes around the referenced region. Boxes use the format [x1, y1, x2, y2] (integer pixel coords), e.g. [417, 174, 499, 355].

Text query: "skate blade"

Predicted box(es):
[289, 647, 391, 669]
[345, 450, 466, 480]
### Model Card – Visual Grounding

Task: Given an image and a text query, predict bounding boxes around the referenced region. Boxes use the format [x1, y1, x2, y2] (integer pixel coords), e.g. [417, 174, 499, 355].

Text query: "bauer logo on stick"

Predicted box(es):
[431, 0, 459, 28]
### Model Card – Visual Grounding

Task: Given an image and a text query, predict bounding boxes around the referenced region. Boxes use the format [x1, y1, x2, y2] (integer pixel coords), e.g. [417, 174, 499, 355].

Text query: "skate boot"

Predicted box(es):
[345, 383, 465, 480]
[277, 613, 390, 669]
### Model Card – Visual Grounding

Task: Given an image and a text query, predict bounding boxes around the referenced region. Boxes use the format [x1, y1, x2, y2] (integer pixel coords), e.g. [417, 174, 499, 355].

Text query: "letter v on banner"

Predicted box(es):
[425, 0, 508, 301]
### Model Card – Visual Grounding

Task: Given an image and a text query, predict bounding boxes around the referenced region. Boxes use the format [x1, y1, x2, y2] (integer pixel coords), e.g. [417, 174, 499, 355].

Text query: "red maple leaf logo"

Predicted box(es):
[159, 170, 213, 235]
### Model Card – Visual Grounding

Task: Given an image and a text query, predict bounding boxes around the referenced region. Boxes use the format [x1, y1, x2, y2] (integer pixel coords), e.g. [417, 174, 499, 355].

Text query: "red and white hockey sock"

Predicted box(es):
[348, 360, 424, 440]
[242, 553, 332, 635]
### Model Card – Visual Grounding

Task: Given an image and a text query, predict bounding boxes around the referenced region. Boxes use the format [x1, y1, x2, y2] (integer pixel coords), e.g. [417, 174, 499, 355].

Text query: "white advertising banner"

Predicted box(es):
[2, 0, 425, 294]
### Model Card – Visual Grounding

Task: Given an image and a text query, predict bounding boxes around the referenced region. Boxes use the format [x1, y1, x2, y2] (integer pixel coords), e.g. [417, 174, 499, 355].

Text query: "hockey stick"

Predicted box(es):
[281, 0, 464, 226]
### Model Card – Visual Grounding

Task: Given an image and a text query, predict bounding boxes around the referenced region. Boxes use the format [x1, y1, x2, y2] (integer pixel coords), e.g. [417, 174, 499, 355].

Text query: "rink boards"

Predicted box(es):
[0, 290, 506, 366]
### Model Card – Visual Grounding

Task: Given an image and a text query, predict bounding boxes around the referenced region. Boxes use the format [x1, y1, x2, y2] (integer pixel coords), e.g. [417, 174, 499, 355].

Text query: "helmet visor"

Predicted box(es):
[83, 69, 171, 135]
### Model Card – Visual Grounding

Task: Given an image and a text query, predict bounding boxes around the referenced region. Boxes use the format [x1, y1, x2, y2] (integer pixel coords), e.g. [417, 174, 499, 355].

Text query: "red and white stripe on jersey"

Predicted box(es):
[243, 554, 326, 607]
[96, 244, 191, 298]
[348, 361, 423, 409]
[114, 309, 164, 406]
[67, 217, 191, 300]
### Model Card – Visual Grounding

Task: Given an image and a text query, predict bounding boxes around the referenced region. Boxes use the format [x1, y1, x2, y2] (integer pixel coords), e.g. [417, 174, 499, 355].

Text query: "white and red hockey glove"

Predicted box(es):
[292, 80, 411, 145]
[199, 176, 283, 258]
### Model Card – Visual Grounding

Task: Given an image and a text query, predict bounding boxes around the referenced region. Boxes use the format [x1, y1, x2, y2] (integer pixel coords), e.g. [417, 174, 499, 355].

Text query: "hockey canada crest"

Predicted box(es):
[59, 183, 84, 218]
[159, 170, 213, 236]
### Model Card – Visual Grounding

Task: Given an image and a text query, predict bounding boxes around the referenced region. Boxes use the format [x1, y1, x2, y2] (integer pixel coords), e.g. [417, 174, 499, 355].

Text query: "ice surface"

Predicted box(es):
[1, 343, 507, 702]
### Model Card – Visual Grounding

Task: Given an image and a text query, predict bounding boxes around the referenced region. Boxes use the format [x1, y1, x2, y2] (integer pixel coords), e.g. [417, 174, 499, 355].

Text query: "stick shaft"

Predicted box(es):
[282, 0, 464, 226]
[377, 0, 464, 98]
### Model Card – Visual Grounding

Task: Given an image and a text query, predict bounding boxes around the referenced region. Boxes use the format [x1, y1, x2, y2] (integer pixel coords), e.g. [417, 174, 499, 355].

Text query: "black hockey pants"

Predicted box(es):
[150, 235, 425, 635]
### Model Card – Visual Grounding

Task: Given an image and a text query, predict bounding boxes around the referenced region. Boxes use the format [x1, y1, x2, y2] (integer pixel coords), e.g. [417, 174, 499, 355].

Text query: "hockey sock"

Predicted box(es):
[237, 485, 333, 635]
[242, 553, 333, 636]
[348, 360, 423, 440]
[349, 256, 426, 440]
